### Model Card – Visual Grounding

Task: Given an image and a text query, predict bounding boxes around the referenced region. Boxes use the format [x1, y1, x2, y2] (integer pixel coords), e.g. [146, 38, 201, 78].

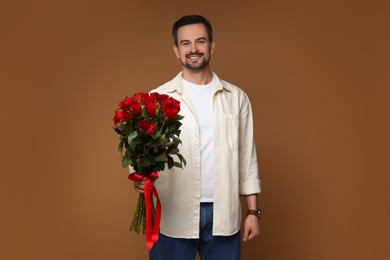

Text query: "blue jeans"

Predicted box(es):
[149, 203, 241, 260]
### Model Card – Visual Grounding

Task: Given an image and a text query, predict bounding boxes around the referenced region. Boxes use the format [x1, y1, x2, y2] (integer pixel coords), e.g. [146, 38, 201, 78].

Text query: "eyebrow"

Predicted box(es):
[196, 37, 207, 41]
[179, 37, 208, 44]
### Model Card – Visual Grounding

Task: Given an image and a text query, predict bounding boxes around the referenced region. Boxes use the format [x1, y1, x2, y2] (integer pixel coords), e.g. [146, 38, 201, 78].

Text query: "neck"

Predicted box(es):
[182, 67, 212, 85]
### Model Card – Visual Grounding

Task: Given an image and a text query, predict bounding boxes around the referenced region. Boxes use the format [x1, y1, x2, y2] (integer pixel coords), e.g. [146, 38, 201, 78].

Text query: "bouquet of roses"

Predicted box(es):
[113, 92, 186, 250]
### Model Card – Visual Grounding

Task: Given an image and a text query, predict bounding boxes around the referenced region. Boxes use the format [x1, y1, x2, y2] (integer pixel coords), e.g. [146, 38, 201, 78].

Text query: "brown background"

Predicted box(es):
[1, 0, 389, 259]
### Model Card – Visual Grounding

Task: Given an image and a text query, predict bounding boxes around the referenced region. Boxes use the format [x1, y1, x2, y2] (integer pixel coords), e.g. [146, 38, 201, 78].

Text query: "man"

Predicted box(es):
[134, 15, 261, 259]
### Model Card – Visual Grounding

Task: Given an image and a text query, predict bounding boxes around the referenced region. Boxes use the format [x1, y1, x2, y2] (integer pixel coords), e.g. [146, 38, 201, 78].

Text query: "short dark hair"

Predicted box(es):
[172, 15, 213, 46]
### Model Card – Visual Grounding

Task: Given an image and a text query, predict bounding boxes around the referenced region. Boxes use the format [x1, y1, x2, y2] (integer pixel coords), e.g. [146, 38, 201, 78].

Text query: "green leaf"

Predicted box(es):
[175, 115, 184, 120]
[169, 148, 179, 154]
[173, 162, 183, 168]
[153, 163, 165, 172]
[167, 155, 173, 169]
[114, 127, 122, 135]
[127, 131, 138, 141]
[177, 153, 187, 166]
[118, 140, 124, 153]
[128, 132, 141, 150]
[153, 130, 162, 139]
[172, 136, 180, 146]
[122, 156, 130, 168]
[137, 158, 151, 168]
[155, 154, 167, 162]
[157, 135, 168, 146]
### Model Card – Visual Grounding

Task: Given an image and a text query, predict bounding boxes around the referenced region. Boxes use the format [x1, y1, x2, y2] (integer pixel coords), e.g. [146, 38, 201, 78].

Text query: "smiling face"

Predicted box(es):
[173, 23, 215, 71]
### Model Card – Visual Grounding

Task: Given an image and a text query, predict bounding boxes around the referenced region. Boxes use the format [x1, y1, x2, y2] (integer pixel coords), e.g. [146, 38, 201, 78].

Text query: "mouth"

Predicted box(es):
[186, 53, 203, 60]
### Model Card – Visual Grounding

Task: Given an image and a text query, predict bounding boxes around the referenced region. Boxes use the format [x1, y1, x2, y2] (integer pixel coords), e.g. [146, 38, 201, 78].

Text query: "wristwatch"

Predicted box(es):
[247, 209, 261, 220]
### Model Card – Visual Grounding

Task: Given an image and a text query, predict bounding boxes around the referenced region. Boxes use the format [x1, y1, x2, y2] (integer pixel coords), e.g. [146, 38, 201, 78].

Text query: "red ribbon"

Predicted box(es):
[128, 171, 161, 251]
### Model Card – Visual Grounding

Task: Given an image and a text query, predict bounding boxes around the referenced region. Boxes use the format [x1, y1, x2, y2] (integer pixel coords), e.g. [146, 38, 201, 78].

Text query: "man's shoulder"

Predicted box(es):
[151, 72, 182, 93]
[217, 76, 248, 98]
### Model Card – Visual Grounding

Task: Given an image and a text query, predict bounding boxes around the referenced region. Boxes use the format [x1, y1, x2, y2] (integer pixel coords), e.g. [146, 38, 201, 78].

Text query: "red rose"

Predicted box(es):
[134, 92, 149, 104]
[123, 97, 135, 108]
[164, 107, 180, 120]
[130, 102, 142, 117]
[138, 119, 155, 134]
[145, 100, 156, 117]
[159, 94, 169, 100]
[122, 110, 132, 122]
[113, 110, 123, 125]
[150, 92, 169, 102]
[145, 123, 155, 134]
[148, 92, 159, 101]
[162, 97, 180, 120]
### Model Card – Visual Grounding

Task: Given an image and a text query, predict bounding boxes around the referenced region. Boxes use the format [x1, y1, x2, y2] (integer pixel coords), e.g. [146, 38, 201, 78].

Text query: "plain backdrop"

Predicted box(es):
[1, 0, 389, 259]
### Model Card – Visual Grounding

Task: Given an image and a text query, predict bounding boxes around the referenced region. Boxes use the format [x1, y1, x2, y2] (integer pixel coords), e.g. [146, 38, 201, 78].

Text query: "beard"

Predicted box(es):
[181, 52, 210, 71]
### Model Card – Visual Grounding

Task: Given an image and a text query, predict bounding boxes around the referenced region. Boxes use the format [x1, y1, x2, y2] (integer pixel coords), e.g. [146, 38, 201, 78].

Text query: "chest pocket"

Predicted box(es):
[224, 114, 239, 151]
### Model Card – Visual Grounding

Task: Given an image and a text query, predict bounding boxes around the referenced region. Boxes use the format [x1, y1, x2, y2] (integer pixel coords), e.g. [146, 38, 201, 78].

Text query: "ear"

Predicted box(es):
[210, 41, 216, 54]
[173, 45, 180, 59]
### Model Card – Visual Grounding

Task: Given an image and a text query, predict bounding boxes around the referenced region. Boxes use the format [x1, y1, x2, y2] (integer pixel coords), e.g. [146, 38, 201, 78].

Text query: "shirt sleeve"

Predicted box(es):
[238, 92, 261, 195]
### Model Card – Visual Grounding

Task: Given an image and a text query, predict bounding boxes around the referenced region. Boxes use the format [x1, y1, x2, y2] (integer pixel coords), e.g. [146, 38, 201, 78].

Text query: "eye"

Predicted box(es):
[181, 41, 190, 46]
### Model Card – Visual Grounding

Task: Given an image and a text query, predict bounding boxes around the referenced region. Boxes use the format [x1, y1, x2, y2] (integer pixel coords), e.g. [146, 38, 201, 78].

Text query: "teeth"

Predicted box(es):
[187, 54, 202, 60]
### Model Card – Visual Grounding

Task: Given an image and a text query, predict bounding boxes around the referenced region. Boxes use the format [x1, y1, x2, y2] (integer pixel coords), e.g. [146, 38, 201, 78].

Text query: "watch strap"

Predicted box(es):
[247, 209, 261, 219]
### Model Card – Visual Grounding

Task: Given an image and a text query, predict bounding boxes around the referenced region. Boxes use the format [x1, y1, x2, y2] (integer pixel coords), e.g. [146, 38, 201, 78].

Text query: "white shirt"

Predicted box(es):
[182, 77, 216, 202]
[149, 72, 261, 238]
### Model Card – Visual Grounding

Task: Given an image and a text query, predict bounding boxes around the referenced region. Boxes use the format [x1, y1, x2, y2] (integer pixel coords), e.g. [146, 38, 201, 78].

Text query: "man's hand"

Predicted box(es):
[243, 214, 261, 241]
[133, 177, 155, 194]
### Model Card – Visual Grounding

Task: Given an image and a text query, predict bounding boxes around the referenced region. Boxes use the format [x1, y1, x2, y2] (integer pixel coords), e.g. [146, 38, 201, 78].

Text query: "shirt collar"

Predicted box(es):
[165, 71, 232, 94]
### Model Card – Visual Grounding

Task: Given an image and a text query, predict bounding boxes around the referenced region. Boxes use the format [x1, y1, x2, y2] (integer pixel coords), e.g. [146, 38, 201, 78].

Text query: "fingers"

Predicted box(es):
[134, 184, 144, 194]
[243, 215, 261, 242]
[242, 228, 254, 242]
[243, 228, 260, 242]
[133, 177, 155, 194]
[248, 229, 260, 240]
[243, 231, 249, 242]
[133, 179, 145, 193]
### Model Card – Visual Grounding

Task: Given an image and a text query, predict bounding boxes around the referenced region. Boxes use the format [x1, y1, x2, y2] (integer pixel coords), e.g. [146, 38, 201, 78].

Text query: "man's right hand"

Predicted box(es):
[133, 177, 155, 194]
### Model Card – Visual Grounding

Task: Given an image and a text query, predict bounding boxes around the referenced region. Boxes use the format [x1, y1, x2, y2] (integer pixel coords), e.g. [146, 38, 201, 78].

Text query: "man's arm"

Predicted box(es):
[243, 194, 261, 241]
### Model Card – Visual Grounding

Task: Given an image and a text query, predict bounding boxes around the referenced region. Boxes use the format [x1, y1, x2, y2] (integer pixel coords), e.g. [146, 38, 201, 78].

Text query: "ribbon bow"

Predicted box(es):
[128, 171, 161, 251]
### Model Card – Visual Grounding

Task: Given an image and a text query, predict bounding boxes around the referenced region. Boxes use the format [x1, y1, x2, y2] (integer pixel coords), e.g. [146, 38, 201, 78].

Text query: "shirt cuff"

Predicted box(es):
[239, 179, 261, 195]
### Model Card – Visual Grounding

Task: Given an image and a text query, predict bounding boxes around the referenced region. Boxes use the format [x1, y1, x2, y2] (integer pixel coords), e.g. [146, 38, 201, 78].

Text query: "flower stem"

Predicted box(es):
[130, 194, 146, 234]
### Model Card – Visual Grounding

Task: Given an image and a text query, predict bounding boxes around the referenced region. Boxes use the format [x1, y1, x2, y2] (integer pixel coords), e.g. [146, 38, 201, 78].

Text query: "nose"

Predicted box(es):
[190, 42, 198, 52]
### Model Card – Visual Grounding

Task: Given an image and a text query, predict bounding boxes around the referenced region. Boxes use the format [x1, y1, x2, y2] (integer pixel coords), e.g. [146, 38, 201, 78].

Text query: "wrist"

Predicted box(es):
[247, 209, 261, 220]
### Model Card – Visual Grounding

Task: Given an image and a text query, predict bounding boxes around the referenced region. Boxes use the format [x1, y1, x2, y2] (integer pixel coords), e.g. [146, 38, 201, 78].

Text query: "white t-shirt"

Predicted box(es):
[182, 77, 215, 202]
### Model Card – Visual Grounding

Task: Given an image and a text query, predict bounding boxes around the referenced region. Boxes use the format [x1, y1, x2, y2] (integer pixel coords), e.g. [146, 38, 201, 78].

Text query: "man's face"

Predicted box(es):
[173, 24, 215, 71]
